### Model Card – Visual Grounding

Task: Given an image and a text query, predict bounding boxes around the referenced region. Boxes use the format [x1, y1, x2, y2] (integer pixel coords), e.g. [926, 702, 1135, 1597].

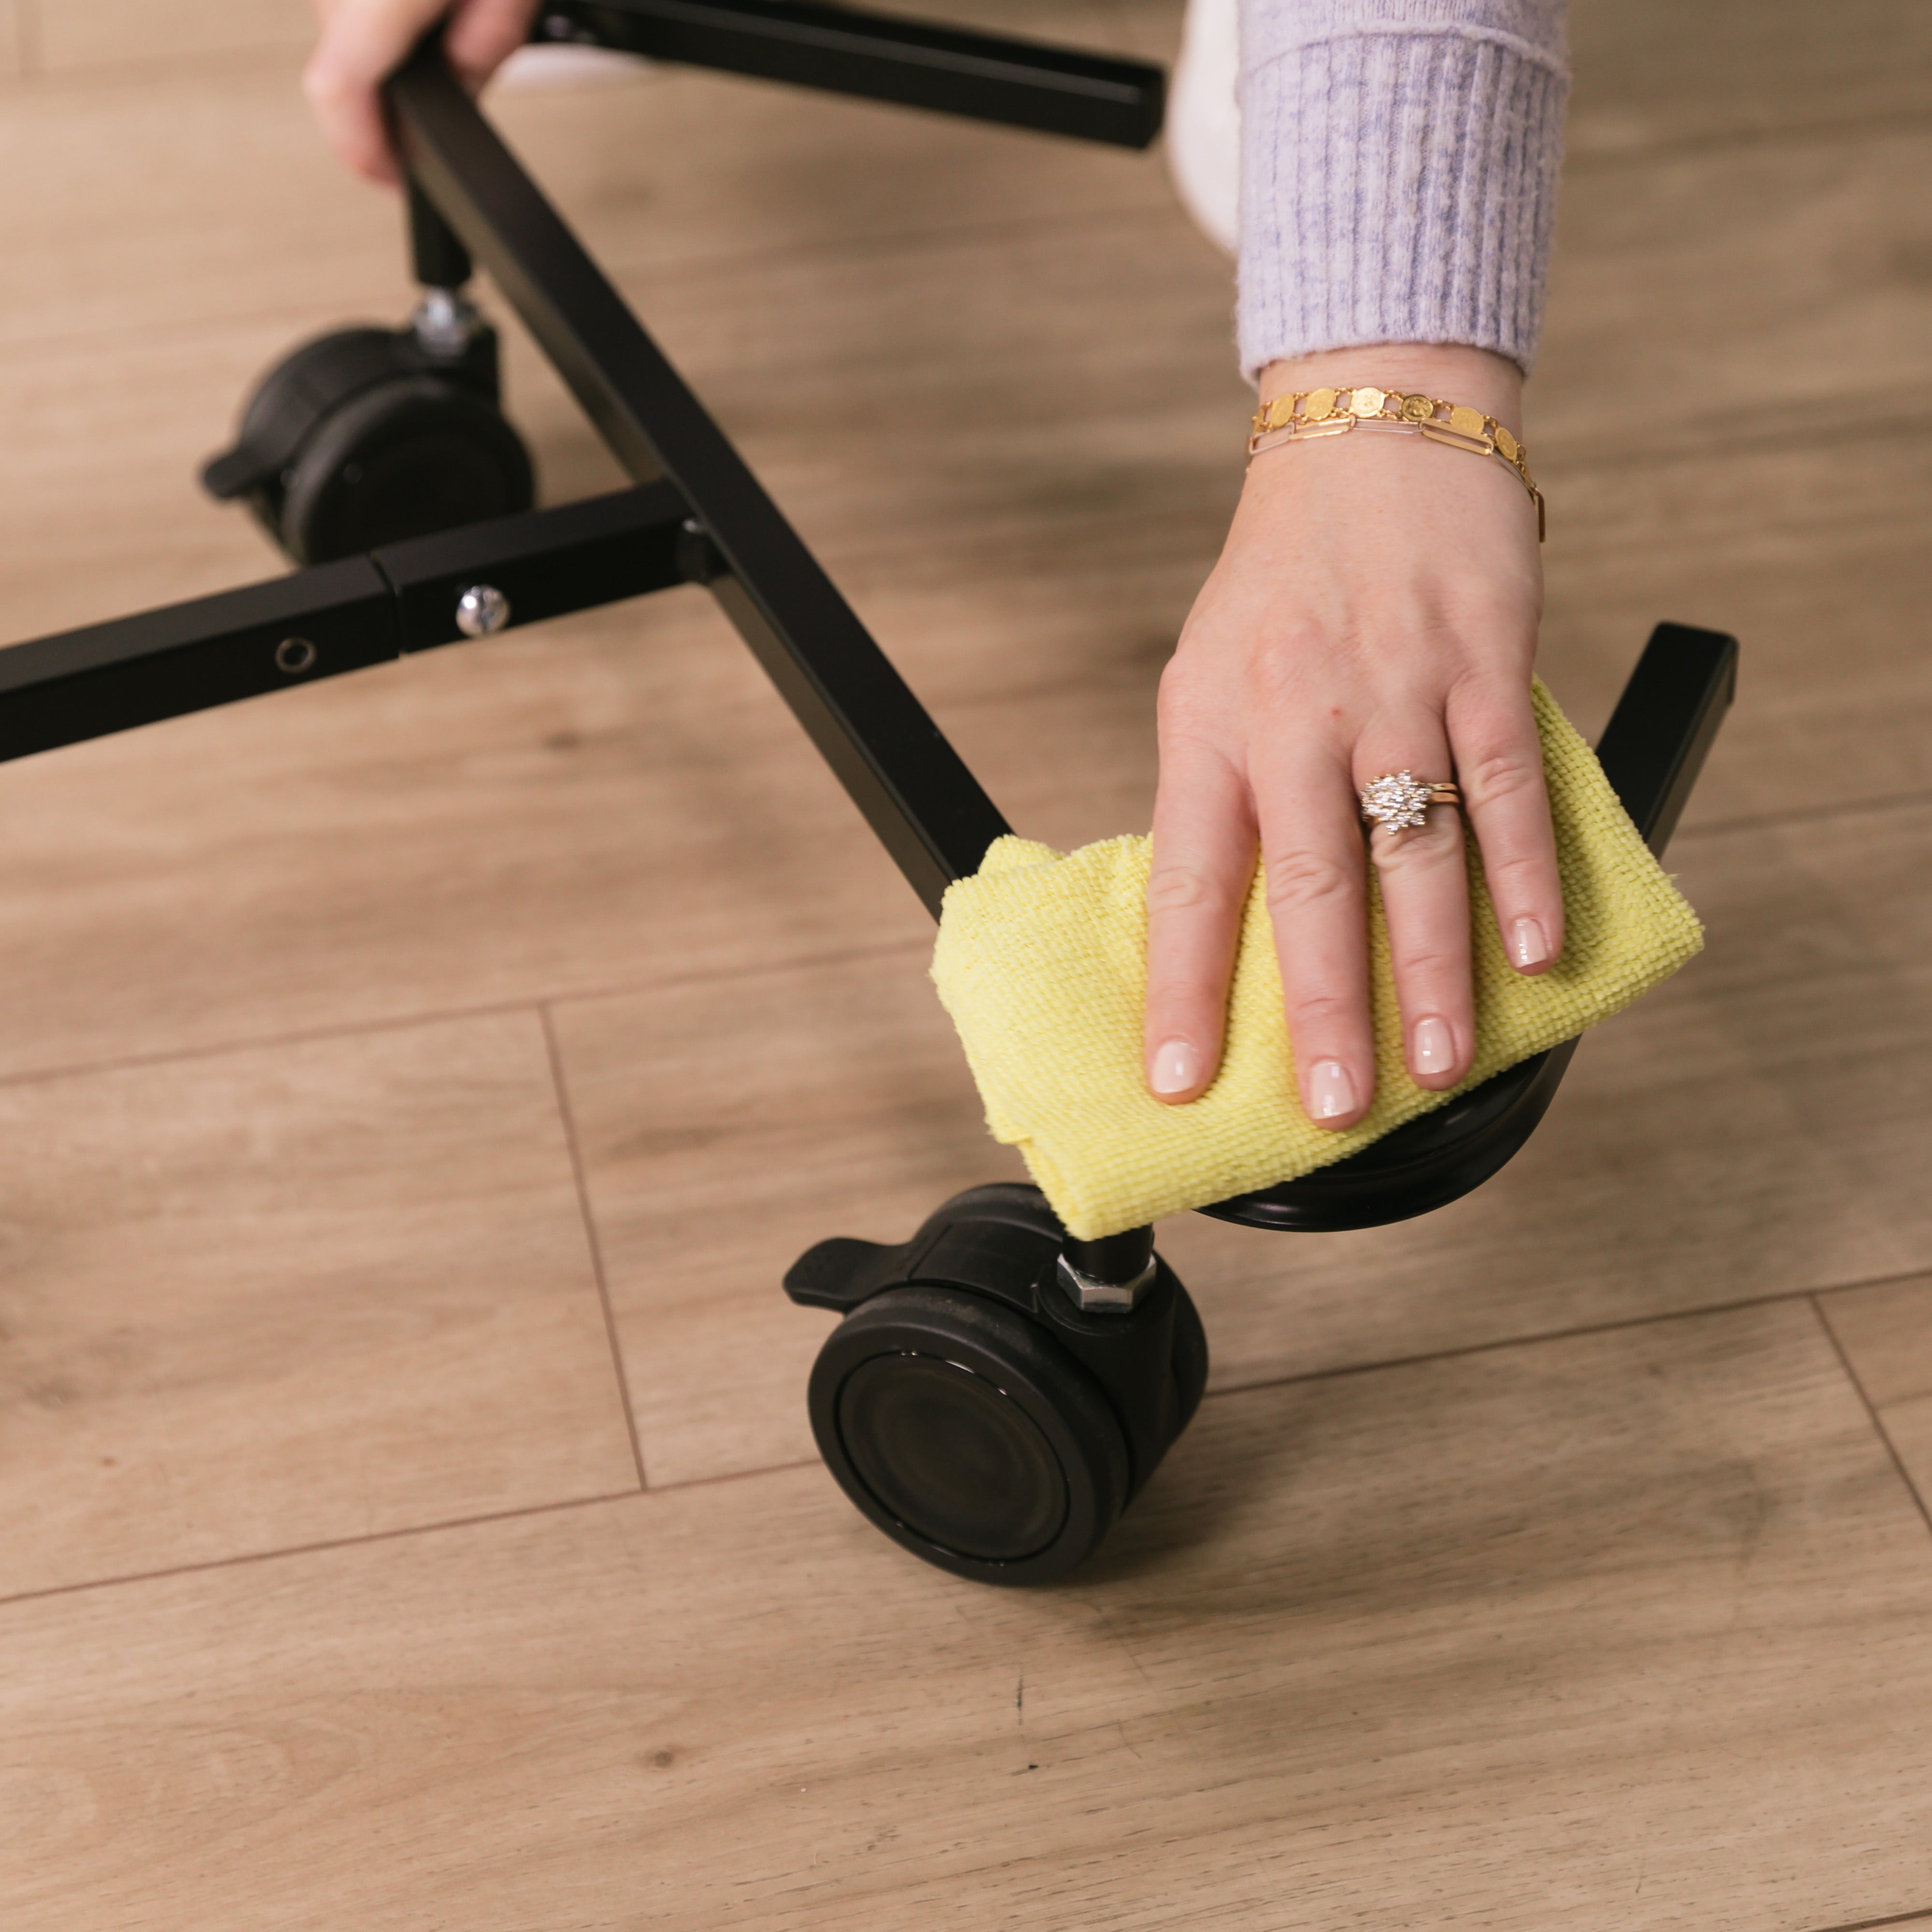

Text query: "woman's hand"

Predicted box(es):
[1144, 343, 1561, 1126]
[304, 0, 542, 184]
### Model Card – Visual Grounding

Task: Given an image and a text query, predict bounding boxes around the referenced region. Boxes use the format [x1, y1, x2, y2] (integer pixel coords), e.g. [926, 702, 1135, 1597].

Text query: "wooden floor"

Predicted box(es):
[4, 1, 1932, 1924]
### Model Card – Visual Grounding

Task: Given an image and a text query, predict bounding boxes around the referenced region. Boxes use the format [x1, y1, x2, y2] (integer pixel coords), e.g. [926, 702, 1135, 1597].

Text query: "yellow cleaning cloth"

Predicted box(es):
[931, 680, 1703, 1239]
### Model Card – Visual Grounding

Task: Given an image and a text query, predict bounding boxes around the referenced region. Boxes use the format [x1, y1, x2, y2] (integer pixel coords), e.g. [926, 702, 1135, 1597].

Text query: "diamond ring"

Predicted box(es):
[1359, 771, 1462, 832]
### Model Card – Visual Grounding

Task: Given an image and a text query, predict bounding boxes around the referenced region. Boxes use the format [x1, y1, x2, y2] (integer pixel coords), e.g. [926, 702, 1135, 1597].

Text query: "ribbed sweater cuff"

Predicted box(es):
[1236, 1, 1569, 380]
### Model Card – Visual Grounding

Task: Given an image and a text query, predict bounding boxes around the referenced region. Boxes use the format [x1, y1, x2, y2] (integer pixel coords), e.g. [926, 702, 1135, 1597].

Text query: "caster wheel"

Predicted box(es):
[786, 1183, 1208, 1585]
[809, 1282, 1131, 1584]
[1171, 1263, 1209, 1433]
[201, 321, 535, 565]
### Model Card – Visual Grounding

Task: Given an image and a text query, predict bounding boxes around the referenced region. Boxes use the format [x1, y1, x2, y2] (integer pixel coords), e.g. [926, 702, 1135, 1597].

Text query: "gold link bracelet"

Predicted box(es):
[1247, 383, 1545, 541]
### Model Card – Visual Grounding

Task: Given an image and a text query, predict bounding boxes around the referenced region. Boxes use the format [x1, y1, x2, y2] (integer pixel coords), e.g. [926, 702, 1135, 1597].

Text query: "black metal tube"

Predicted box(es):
[536, 0, 1164, 148]
[1594, 621, 1739, 854]
[389, 45, 1011, 915]
[375, 482, 688, 646]
[408, 177, 473, 288]
[0, 487, 691, 765]
[0, 560, 403, 766]
[1062, 1225, 1154, 1288]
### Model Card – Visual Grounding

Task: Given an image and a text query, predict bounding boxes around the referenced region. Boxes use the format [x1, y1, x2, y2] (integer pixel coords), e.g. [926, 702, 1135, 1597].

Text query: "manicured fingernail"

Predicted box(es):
[1412, 1015, 1455, 1075]
[1149, 1038, 1203, 1096]
[1510, 916, 1550, 968]
[1307, 1059, 1358, 1121]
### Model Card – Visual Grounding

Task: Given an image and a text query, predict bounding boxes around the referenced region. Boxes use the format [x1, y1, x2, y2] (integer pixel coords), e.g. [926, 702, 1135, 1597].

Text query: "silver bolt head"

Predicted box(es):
[455, 583, 511, 639]
[1054, 1252, 1159, 1315]
[411, 287, 483, 360]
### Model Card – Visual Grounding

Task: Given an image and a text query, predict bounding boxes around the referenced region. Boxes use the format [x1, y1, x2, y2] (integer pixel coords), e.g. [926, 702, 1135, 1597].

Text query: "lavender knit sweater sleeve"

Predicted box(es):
[1236, 0, 1569, 379]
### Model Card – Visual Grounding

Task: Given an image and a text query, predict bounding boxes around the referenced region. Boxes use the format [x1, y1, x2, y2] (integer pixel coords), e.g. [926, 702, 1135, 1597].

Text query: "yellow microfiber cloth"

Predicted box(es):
[931, 679, 1703, 1239]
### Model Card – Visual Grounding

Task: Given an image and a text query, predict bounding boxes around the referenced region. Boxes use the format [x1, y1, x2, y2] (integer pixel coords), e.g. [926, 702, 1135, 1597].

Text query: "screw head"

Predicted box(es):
[455, 583, 511, 639]
[275, 636, 317, 675]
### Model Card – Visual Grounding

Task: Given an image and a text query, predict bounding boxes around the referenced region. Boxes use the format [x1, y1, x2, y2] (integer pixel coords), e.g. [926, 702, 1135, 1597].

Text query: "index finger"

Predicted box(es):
[303, 0, 455, 183]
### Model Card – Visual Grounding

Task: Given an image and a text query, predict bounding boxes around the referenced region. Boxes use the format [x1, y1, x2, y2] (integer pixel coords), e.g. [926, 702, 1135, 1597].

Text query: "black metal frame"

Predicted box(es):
[532, 0, 1165, 148]
[0, 3, 1735, 1240]
[0, 485, 686, 764]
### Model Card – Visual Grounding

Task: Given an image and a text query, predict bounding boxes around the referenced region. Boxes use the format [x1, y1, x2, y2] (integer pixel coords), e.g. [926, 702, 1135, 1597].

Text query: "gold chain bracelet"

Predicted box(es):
[1247, 383, 1545, 541]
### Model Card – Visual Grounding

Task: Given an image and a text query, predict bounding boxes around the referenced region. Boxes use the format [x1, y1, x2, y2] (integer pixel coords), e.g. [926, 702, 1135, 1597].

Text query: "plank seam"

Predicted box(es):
[11, 1279, 1931, 1613]
[1805, 1906, 1932, 1932]
[0, 1487, 641, 1614]
[541, 1001, 649, 1492]
[1204, 1269, 1932, 1401]
[0, 933, 927, 1096]
[1810, 1293, 1932, 1542]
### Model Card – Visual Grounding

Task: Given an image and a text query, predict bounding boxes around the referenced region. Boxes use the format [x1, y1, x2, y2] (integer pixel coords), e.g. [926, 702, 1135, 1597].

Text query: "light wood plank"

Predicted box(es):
[6, 1304, 1932, 1928]
[36, 0, 310, 71]
[0, 1011, 638, 1599]
[0, 321, 371, 638]
[1820, 1275, 1932, 1514]
[0, 70, 409, 360]
[0, 575, 934, 1082]
[1538, 427, 1932, 825]
[1568, 0, 1932, 157]
[25, 0, 1149, 85]
[549, 943, 1009, 1482]
[0, 32, 1176, 355]
[554, 793, 1932, 1483]
[1538, 125, 1932, 450]
[48, 224, 1929, 806]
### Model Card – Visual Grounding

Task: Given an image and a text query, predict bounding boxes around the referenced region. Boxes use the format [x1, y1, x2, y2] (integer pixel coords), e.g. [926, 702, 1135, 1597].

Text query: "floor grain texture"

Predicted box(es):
[2, 0, 1931, 1923]
[0, 1013, 639, 1598]
[8, 1306, 1932, 1930]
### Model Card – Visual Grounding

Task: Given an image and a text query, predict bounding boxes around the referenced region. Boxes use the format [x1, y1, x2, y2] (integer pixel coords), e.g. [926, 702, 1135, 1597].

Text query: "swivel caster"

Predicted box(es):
[784, 1183, 1208, 1584]
[200, 295, 534, 566]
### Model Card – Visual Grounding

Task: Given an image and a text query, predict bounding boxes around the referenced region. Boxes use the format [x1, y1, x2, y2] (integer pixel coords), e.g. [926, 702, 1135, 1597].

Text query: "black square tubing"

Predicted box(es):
[530, 0, 1165, 149]
[0, 486, 692, 766]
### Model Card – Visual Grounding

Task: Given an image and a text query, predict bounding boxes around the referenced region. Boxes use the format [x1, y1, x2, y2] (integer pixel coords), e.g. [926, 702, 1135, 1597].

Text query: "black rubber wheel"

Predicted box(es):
[1171, 1277, 1210, 1434]
[808, 1283, 1131, 1585]
[279, 376, 533, 565]
[203, 324, 534, 565]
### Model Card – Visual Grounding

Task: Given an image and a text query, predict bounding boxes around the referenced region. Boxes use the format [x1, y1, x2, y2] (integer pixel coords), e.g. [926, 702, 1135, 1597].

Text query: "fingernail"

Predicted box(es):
[1412, 1016, 1455, 1075]
[1510, 916, 1550, 969]
[1149, 1038, 1203, 1096]
[1307, 1059, 1358, 1121]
